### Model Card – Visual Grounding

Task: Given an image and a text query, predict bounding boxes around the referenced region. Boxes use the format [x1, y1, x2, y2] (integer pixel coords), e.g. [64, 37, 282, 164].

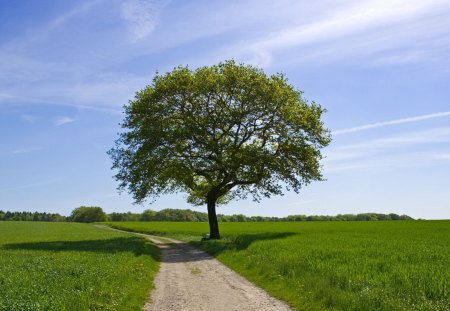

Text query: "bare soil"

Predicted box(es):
[144, 235, 293, 311]
[96, 226, 292, 311]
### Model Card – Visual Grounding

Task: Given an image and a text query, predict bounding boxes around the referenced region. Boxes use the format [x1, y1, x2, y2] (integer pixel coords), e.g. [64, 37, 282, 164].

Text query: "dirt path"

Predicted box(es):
[96, 226, 292, 311]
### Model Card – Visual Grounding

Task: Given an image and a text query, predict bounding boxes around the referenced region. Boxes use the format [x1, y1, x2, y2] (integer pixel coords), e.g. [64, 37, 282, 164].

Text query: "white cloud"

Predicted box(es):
[121, 0, 169, 41]
[54, 116, 76, 126]
[49, 0, 101, 29]
[333, 127, 450, 157]
[11, 148, 41, 155]
[0, 54, 146, 111]
[228, 0, 450, 66]
[255, 0, 439, 48]
[324, 127, 450, 172]
[21, 114, 41, 124]
[332, 111, 450, 135]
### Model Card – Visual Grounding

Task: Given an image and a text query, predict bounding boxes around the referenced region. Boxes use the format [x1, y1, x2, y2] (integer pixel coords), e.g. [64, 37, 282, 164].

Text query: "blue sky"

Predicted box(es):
[1, 0, 449, 219]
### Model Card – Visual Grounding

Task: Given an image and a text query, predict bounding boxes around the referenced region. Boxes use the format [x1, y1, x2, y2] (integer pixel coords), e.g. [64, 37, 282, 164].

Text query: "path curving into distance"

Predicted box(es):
[96, 225, 292, 311]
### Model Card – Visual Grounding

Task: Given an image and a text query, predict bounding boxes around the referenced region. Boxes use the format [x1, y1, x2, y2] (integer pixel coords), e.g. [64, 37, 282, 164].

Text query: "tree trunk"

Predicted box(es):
[206, 197, 220, 239]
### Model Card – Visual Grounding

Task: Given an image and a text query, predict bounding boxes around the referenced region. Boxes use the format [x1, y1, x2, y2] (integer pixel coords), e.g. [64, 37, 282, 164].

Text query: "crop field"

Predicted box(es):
[0, 222, 159, 310]
[106, 220, 450, 311]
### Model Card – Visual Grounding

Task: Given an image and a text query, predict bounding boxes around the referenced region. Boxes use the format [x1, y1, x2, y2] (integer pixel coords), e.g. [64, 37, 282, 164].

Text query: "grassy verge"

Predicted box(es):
[106, 221, 450, 311]
[0, 222, 159, 310]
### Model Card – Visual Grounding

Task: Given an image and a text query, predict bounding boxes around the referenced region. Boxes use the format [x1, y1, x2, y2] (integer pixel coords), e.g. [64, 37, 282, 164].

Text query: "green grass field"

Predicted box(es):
[106, 221, 450, 311]
[0, 222, 159, 310]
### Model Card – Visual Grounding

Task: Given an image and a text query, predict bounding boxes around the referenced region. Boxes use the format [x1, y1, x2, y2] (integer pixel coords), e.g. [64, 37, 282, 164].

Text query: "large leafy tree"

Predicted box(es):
[109, 60, 331, 239]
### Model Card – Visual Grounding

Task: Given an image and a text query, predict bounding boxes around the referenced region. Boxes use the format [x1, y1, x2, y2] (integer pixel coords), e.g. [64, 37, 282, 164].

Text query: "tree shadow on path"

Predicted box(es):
[148, 232, 297, 264]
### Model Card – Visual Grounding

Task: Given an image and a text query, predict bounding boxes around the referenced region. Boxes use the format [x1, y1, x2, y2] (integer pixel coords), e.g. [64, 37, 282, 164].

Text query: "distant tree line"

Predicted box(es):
[109, 209, 210, 222]
[244, 213, 414, 222]
[0, 208, 414, 223]
[106, 209, 414, 222]
[0, 210, 66, 222]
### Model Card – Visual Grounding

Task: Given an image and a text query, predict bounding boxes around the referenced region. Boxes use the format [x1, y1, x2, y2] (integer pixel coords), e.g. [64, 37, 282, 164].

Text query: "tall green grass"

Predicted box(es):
[107, 221, 450, 311]
[0, 222, 159, 310]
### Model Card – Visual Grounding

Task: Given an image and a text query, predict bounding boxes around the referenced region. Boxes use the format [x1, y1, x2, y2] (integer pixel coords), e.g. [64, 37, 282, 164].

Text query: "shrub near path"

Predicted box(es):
[107, 221, 450, 311]
[0, 222, 159, 310]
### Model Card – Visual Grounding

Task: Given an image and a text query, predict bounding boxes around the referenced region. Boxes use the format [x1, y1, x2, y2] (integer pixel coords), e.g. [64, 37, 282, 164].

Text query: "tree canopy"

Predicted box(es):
[70, 206, 107, 223]
[109, 60, 331, 238]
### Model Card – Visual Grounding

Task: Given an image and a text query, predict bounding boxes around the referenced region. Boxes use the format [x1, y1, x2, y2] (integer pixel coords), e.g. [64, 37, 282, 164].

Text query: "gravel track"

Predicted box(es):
[96, 225, 292, 311]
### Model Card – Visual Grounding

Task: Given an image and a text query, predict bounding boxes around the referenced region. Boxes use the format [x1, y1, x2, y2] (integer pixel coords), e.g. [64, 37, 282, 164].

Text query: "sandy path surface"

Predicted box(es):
[96, 226, 292, 311]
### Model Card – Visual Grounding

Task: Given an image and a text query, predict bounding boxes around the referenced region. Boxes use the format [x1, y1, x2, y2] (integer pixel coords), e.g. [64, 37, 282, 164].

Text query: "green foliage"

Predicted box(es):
[0, 222, 159, 310]
[1, 209, 412, 223]
[107, 209, 208, 222]
[218, 212, 413, 222]
[103, 209, 413, 222]
[108, 221, 450, 311]
[70, 206, 107, 223]
[0, 210, 66, 222]
[145, 208, 208, 222]
[108, 211, 141, 221]
[109, 59, 330, 206]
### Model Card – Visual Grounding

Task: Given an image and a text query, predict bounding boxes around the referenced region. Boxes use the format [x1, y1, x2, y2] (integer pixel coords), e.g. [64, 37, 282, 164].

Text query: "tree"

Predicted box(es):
[141, 209, 157, 221]
[109, 60, 331, 239]
[70, 206, 107, 223]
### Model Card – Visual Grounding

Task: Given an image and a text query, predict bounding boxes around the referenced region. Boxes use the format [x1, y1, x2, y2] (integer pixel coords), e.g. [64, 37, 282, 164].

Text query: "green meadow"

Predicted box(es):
[0, 222, 159, 310]
[107, 221, 450, 311]
[1, 221, 448, 310]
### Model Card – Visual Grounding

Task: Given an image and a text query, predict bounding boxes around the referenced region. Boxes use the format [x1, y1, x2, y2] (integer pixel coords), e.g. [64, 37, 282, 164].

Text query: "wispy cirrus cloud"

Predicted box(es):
[0, 1, 162, 111]
[21, 114, 41, 124]
[229, 0, 450, 66]
[0, 56, 145, 111]
[255, 0, 440, 48]
[54, 116, 76, 126]
[332, 111, 450, 135]
[11, 148, 41, 155]
[49, 0, 101, 29]
[325, 126, 450, 172]
[121, 0, 170, 41]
